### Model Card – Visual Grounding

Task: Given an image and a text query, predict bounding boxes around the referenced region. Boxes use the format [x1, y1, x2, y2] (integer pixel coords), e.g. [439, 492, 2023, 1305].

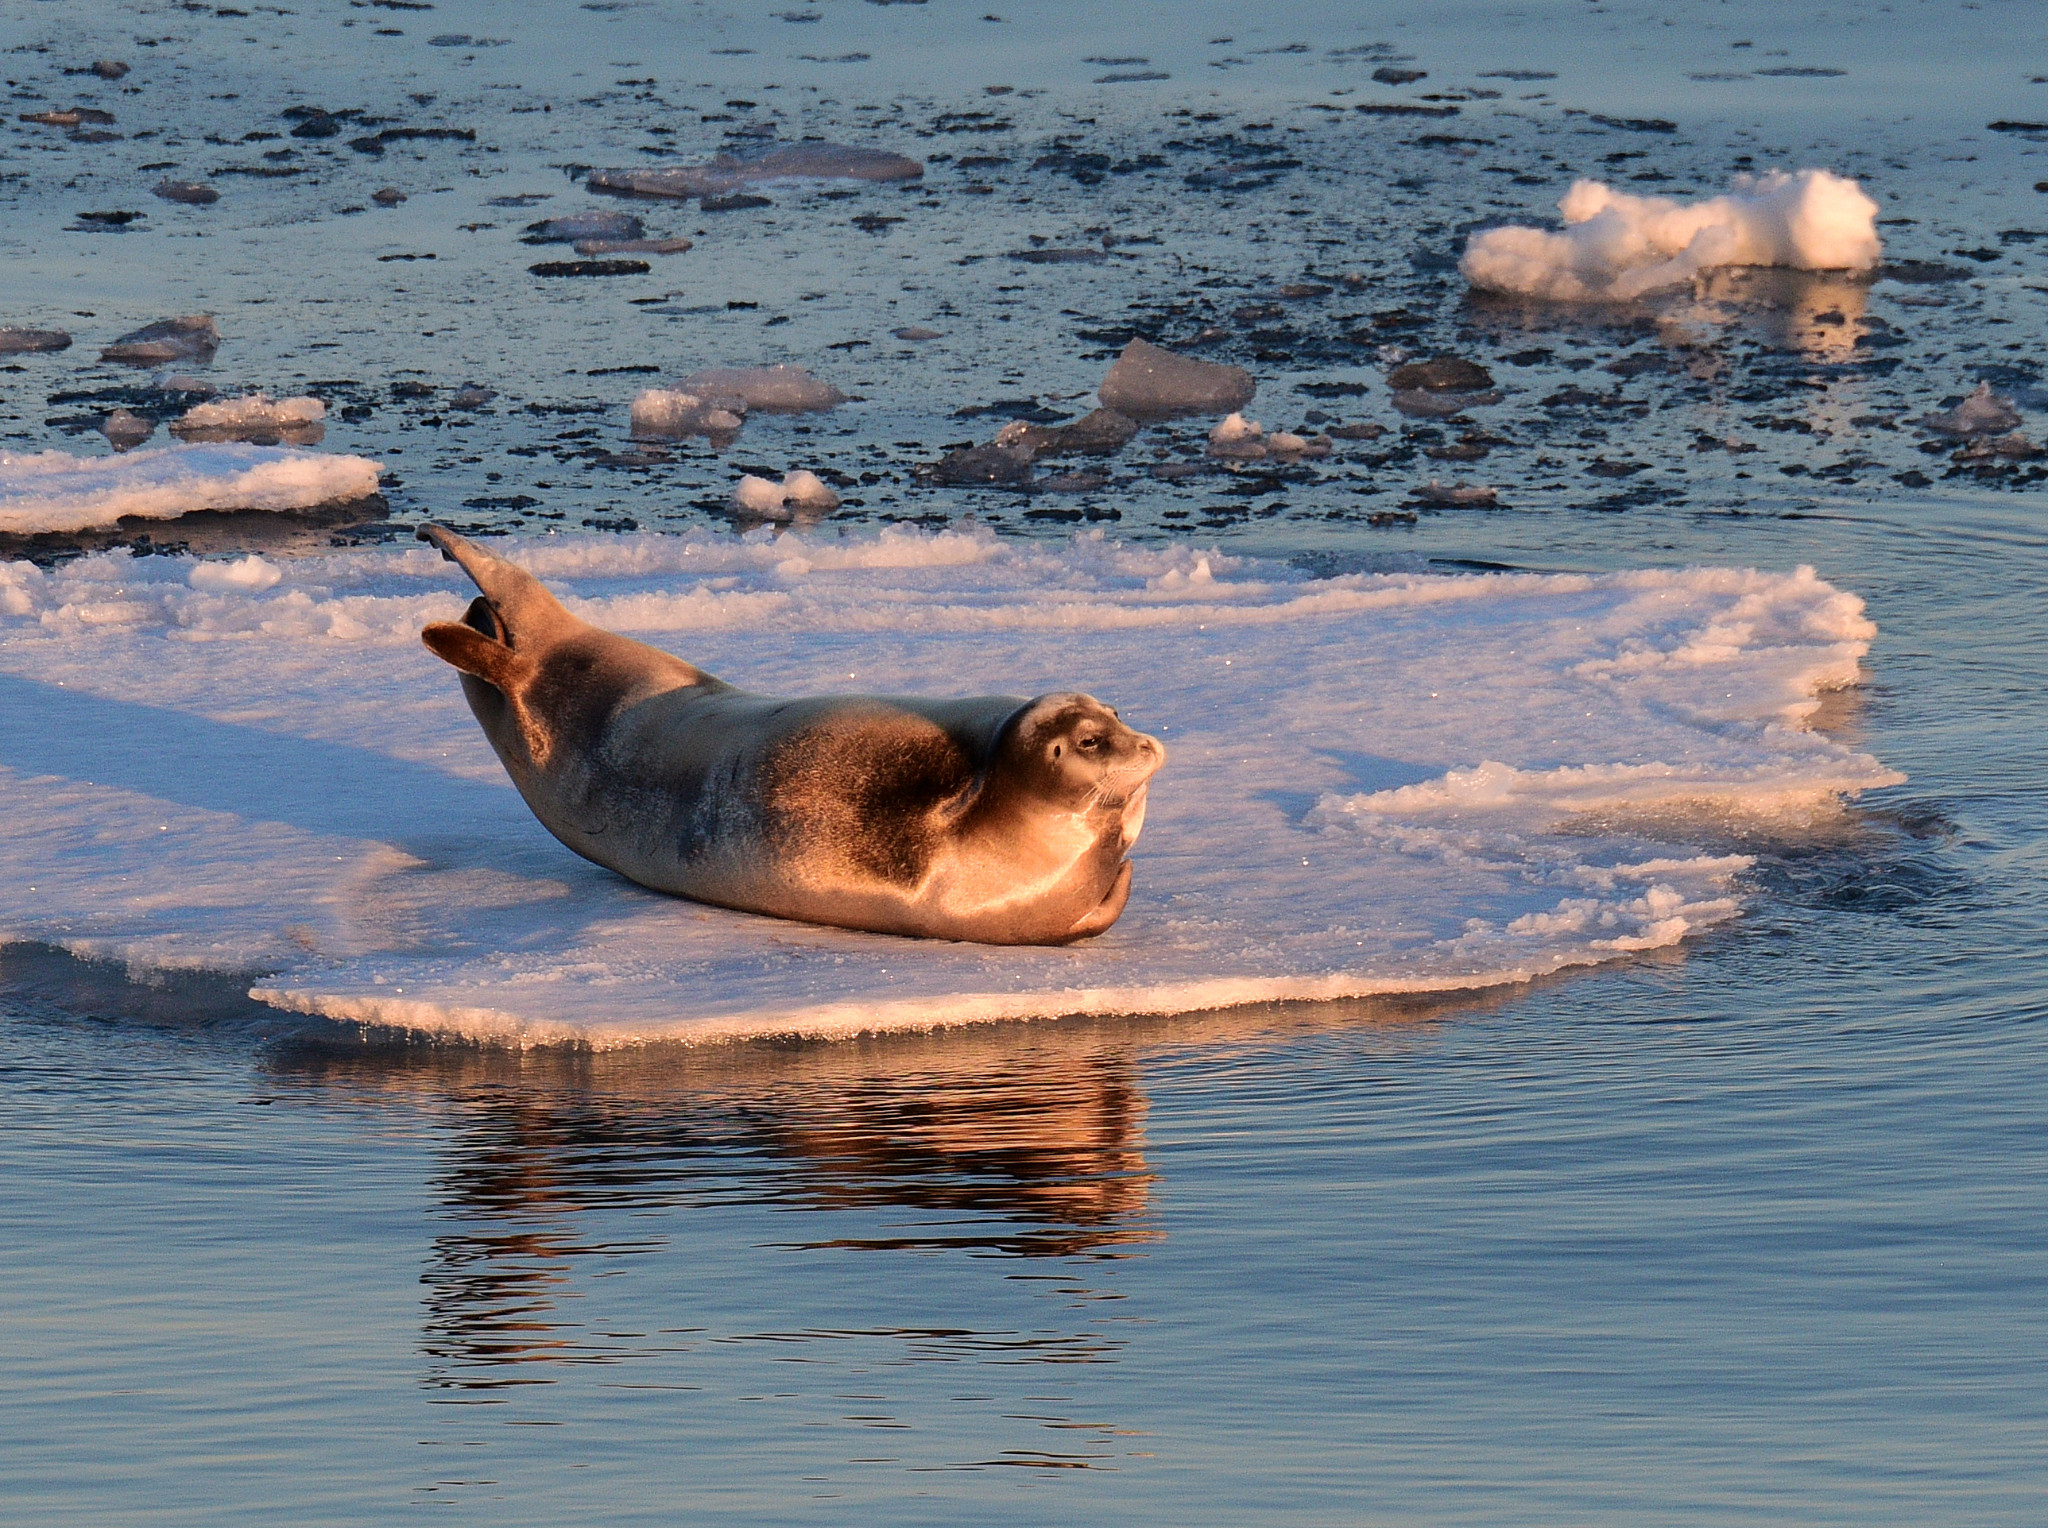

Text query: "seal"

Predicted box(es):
[416, 526, 1165, 944]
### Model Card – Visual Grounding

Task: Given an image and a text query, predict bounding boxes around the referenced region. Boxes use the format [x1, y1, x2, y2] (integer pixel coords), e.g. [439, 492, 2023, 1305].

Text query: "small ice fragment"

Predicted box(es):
[524, 210, 643, 244]
[1409, 479, 1499, 507]
[700, 193, 772, 212]
[1921, 382, 2022, 438]
[101, 315, 220, 365]
[1955, 431, 2041, 460]
[992, 406, 1136, 458]
[153, 180, 221, 206]
[779, 470, 840, 510]
[730, 470, 839, 519]
[892, 325, 944, 341]
[676, 365, 845, 413]
[101, 410, 155, 451]
[628, 389, 745, 439]
[1207, 412, 1267, 458]
[1008, 246, 1108, 264]
[930, 441, 1036, 485]
[573, 236, 692, 255]
[449, 385, 497, 409]
[188, 554, 283, 593]
[371, 187, 406, 206]
[20, 108, 116, 128]
[586, 142, 923, 199]
[172, 394, 326, 443]
[1266, 431, 1312, 454]
[160, 373, 216, 396]
[1387, 356, 1494, 392]
[1462, 169, 1882, 301]
[1098, 337, 1254, 419]
[0, 327, 72, 354]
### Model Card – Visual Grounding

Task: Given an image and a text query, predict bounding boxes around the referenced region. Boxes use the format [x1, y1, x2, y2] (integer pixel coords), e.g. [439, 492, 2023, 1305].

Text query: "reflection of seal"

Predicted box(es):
[417, 526, 1165, 944]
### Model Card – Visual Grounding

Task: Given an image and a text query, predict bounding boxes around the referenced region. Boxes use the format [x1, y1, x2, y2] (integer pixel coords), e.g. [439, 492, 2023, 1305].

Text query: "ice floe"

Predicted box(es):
[0, 327, 72, 354]
[1462, 169, 1881, 301]
[587, 142, 923, 200]
[0, 443, 382, 535]
[0, 529, 1900, 1043]
[628, 389, 747, 440]
[171, 394, 326, 444]
[100, 315, 220, 365]
[1920, 382, 2022, 438]
[1098, 337, 1254, 419]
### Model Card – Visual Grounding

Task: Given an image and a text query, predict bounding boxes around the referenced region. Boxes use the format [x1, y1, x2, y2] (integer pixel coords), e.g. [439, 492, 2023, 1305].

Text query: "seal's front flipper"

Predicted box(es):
[417, 524, 577, 646]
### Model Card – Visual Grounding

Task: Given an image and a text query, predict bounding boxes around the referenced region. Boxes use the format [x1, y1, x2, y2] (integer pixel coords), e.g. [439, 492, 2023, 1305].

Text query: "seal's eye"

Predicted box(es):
[1078, 735, 1101, 752]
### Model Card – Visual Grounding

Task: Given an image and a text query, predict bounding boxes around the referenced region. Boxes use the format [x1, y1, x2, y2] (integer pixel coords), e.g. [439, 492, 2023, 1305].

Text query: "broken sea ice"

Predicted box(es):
[587, 142, 923, 200]
[101, 315, 220, 365]
[677, 365, 846, 413]
[1097, 337, 1254, 419]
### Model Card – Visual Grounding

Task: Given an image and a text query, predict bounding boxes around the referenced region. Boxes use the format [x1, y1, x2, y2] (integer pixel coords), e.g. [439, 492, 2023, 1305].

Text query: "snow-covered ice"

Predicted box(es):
[0, 528, 1900, 1044]
[0, 444, 382, 534]
[628, 389, 746, 439]
[730, 469, 841, 518]
[1462, 169, 1882, 301]
[171, 394, 326, 441]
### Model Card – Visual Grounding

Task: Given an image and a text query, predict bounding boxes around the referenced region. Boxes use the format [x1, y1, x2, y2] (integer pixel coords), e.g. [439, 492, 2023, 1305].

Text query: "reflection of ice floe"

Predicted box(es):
[677, 364, 846, 412]
[1462, 170, 1881, 301]
[587, 142, 923, 200]
[1098, 337, 1254, 419]
[171, 394, 327, 445]
[0, 443, 381, 534]
[0, 531, 1901, 1041]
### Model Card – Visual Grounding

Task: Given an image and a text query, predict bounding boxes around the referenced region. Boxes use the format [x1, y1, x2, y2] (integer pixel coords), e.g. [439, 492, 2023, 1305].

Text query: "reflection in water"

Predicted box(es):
[265, 995, 1486, 1401]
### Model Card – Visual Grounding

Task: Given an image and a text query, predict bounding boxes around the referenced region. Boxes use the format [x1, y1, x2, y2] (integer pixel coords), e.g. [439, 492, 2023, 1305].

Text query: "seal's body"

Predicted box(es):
[418, 526, 1164, 944]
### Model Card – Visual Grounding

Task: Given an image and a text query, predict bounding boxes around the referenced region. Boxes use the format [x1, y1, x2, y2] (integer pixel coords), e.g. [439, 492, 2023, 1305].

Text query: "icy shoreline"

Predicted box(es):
[0, 443, 383, 535]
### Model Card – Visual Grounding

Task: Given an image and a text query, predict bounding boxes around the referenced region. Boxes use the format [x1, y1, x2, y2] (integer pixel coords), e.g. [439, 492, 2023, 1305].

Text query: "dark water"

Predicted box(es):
[6, 0, 2048, 1521]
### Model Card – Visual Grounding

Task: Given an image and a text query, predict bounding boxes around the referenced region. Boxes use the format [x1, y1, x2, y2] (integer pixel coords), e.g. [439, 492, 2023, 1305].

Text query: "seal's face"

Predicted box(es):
[1008, 694, 1165, 833]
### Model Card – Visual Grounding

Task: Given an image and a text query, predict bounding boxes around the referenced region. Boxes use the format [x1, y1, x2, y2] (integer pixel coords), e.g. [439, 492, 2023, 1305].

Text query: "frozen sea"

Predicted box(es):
[4, 0, 2048, 1521]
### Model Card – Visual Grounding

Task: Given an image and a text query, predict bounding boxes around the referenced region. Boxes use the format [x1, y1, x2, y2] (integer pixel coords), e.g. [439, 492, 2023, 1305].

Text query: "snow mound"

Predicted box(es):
[0, 529, 1900, 1044]
[1462, 169, 1881, 301]
[0, 444, 384, 535]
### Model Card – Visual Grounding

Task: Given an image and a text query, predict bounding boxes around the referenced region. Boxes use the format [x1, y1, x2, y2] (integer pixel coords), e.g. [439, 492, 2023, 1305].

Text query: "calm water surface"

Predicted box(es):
[5, 0, 2048, 1521]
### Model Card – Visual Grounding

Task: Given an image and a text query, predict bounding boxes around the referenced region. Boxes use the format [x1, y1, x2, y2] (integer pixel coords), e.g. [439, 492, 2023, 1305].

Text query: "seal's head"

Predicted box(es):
[1002, 693, 1164, 841]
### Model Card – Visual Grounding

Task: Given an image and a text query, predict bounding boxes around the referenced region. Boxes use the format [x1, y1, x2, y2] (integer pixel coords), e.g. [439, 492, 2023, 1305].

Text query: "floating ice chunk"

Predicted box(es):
[101, 315, 220, 365]
[449, 384, 497, 410]
[100, 410, 155, 451]
[0, 443, 382, 534]
[586, 142, 923, 199]
[1098, 337, 1254, 419]
[172, 393, 326, 438]
[677, 364, 846, 413]
[929, 441, 1035, 485]
[1392, 388, 1497, 418]
[152, 180, 220, 206]
[993, 406, 1137, 459]
[892, 325, 944, 341]
[628, 389, 746, 439]
[524, 210, 642, 244]
[188, 554, 282, 592]
[1462, 169, 1882, 302]
[731, 469, 840, 519]
[0, 327, 71, 354]
[1388, 356, 1494, 392]
[1921, 381, 2022, 437]
[1207, 411, 1267, 458]
[371, 187, 406, 206]
[1409, 479, 1499, 507]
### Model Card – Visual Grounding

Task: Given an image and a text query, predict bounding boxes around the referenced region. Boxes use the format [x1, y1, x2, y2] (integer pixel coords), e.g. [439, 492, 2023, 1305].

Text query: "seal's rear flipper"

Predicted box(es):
[417, 524, 577, 647]
[422, 618, 533, 692]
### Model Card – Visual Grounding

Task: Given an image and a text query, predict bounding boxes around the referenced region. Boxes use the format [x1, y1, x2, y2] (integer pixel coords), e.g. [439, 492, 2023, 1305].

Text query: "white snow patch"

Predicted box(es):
[0, 529, 1902, 1044]
[176, 394, 326, 430]
[1462, 169, 1881, 301]
[0, 444, 383, 534]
